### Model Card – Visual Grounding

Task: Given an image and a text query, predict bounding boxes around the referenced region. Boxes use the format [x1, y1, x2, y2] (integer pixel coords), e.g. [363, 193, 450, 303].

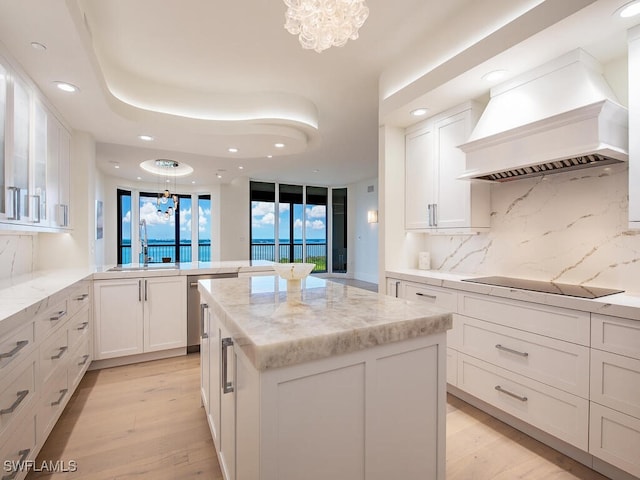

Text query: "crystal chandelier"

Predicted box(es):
[283, 0, 369, 53]
[155, 159, 179, 218]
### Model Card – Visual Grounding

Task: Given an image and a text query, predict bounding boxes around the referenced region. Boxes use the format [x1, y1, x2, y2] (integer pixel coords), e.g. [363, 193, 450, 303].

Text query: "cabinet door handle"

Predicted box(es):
[31, 195, 41, 223]
[50, 310, 67, 321]
[221, 337, 234, 394]
[74, 293, 89, 301]
[78, 354, 90, 366]
[76, 321, 89, 331]
[7, 187, 20, 221]
[200, 303, 208, 339]
[0, 340, 29, 359]
[50, 388, 68, 406]
[395, 281, 400, 298]
[138, 280, 142, 302]
[427, 204, 432, 226]
[0, 390, 29, 415]
[495, 385, 528, 402]
[495, 344, 529, 357]
[144, 280, 148, 302]
[51, 346, 68, 360]
[415, 292, 437, 300]
[2, 448, 31, 480]
[433, 203, 438, 227]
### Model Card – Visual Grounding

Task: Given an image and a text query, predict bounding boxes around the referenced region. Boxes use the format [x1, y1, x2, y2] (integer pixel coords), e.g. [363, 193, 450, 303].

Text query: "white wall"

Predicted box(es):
[220, 176, 250, 261]
[352, 178, 379, 284]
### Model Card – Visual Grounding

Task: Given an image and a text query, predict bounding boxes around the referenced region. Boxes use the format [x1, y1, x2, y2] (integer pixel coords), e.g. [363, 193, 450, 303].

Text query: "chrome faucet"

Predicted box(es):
[139, 219, 151, 266]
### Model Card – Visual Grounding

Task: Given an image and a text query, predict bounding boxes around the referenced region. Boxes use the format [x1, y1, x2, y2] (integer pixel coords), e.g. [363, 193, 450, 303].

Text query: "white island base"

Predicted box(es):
[199, 276, 450, 480]
[231, 331, 446, 480]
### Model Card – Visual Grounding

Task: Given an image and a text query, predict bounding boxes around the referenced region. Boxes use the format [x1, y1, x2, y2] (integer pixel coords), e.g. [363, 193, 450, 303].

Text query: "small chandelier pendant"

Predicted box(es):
[283, 0, 370, 53]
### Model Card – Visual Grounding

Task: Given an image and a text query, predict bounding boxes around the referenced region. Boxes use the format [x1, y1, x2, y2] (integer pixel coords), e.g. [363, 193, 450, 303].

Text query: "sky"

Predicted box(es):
[251, 201, 326, 241]
[121, 195, 211, 241]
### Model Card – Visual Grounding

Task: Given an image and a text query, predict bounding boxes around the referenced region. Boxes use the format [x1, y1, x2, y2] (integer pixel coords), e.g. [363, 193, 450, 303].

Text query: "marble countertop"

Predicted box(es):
[386, 269, 640, 321]
[0, 261, 275, 334]
[198, 275, 452, 371]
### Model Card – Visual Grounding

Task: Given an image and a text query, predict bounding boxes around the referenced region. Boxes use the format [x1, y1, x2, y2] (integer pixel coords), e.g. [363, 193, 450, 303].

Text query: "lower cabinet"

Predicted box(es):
[93, 275, 186, 360]
[201, 302, 447, 480]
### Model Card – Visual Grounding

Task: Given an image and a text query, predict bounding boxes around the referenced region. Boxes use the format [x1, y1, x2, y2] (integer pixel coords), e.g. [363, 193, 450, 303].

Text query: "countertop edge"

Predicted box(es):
[386, 269, 640, 321]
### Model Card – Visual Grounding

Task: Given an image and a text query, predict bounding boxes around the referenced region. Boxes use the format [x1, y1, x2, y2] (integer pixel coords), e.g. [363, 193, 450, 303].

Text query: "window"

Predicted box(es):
[250, 181, 339, 274]
[117, 189, 132, 264]
[198, 195, 212, 261]
[332, 188, 347, 273]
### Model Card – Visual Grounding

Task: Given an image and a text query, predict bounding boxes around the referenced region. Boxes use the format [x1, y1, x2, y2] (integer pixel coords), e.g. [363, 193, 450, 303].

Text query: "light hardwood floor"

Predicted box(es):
[28, 354, 609, 480]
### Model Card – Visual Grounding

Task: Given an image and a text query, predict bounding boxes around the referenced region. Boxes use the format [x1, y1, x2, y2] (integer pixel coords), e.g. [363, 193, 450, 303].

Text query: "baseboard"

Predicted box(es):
[88, 347, 187, 370]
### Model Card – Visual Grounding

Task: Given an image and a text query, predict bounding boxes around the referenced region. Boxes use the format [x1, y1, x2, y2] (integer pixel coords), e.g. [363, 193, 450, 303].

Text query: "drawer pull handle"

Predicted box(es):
[74, 293, 89, 301]
[50, 310, 67, 321]
[51, 346, 68, 360]
[221, 337, 234, 394]
[51, 388, 68, 406]
[0, 390, 29, 415]
[495, 385, 528, 402]
[495, 344, 529, 357]
[415, 292, 437, 300]
[77, 321, 89, 331]
[2, 449, 31, 480]
[0, 340, 29, 359]
[78, 354, 90, 366]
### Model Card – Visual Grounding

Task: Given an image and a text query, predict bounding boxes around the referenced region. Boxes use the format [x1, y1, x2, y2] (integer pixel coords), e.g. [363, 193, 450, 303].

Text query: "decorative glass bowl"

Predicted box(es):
[273, 263, 315, 293]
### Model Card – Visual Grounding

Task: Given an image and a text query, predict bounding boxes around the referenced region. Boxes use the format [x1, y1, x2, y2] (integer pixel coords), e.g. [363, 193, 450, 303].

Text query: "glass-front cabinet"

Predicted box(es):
[0, 53, 71, 229]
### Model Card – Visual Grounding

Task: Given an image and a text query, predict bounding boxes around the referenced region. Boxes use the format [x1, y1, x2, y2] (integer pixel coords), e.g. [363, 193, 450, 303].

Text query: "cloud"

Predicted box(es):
[140, 200, 174, 226]
[252, 202, 276, 228]
[123, 210, 131, 223]
[308, 219, 325, 230]
[306, 205, 326, 219]
[198, 206, 209, 232]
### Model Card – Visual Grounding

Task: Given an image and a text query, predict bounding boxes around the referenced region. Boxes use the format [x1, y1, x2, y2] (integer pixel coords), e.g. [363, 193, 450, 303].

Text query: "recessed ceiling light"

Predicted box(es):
[53, 81, 79, 93]
[191, 180, 196, 184]
[267, 155, 273, 159]
[138, 135, 154, 142]
[114, 164, 120, 169]
[136, 176, 142, 180]
[274, 143, 285, 148]
[313, 169, 319, 173]
[410, 108, 429, 117]
[617, 0, 640, 17]
[228, 147, 239, 153]
[238, 166, 244, 170]
[30, 42, 46, 51]
[217, 174, 223, 179]
[481, 70, 508, 82]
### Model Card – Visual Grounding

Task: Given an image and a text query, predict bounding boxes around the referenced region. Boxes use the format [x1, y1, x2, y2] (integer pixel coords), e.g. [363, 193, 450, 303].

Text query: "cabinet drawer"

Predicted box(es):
[66, 283, 91, 319]
[35, 297, 69, 340]
[0, 322, 35, 373]
[458, 292, 590, 345]
[69, 337, 91, 391]
[589, 402, 640, 478]
[39, 326, 69, 388]
[0, 409, 36, 480]
[592, 314, 640, 360]
[457, 353, 589, 450]
[0, 351, 37, 438]
[446, 347, 457, 386]
[403, 282, 458, 310]
[459, 315, 590, 397]
[67, 306, 90, 352]
[591, 349, 640, 419]
[37, 368, 69, 442]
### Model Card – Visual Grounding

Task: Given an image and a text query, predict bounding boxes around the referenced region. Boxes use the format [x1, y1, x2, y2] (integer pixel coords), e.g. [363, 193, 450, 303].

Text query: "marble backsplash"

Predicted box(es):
[0, 234, 35, 279]
[426, 163, 640, 293]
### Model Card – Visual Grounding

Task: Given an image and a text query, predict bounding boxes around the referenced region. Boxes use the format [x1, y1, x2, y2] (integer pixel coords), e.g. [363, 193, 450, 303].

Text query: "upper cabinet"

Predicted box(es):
[629, 26, 640, 230]
[405, 101, 490, 232]
[0, 54, 71, 231]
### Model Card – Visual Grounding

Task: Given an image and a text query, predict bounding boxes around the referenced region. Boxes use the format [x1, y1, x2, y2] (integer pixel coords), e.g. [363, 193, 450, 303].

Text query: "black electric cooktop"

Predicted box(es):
[461, 276, 624, 299]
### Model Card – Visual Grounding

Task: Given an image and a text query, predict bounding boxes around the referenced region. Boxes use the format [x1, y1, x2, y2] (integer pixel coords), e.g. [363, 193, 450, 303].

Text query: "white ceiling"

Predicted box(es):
[0, 0, 638, 188]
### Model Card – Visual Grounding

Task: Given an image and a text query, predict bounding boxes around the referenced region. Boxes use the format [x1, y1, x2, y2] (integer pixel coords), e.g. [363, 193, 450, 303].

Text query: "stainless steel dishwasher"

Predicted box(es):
[187, 273, 237, 352]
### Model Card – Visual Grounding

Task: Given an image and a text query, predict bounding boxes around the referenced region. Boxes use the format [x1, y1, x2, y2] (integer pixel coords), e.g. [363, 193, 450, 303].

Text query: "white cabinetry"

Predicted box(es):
[404, 102, 490, 232]
[201, 294, 447, 480]
[93, 275, 186, 361]
[629, 25, 640, 229]
[0, 51, 71, 230]
[0, 279, 91, 480]
[589, 314, 640, 477]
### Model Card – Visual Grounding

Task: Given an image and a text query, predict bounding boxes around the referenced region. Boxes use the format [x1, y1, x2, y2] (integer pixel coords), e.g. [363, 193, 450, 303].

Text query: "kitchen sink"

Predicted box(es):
[108, 264, 178, 272]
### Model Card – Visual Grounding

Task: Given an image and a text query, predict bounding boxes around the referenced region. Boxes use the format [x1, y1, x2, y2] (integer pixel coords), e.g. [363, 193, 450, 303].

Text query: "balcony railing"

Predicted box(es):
[251, 242, 327, 272]
[119, 242, 211, 264]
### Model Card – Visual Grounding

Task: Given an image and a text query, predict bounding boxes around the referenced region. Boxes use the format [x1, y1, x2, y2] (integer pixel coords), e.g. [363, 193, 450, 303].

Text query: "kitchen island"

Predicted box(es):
[198, 275, 452, 480]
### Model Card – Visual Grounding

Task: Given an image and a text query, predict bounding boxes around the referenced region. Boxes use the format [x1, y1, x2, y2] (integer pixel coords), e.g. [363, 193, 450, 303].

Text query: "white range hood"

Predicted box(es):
[459, 49, 628, 182]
